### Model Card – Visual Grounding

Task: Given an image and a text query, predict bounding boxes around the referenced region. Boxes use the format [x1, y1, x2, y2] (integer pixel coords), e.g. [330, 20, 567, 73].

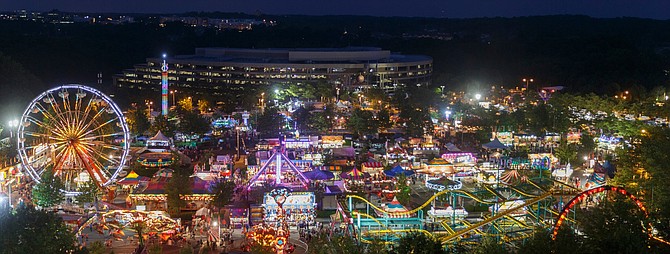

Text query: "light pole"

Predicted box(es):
[336, 87, 340, 101]
[522, 78, 534, 91]
[8, 119, 18, 138]
[170, 90, 177, 106]
[145, 101, 153, 117]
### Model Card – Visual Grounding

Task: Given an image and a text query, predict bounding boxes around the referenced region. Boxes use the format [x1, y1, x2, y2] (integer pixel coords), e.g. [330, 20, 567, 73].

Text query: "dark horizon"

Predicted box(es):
[2, 0, 670, 20]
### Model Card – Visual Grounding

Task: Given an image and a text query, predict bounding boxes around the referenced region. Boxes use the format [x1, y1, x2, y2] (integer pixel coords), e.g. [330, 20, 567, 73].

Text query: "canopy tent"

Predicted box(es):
[340, 167, 371, 180]
[500, 169, 520, 184]
[302, 169, 335, 181]
[483, 138, 509, 150]
[332, 147, 355, 158]
[149, 131, 170, 141]
[195, 207, 211, 217]
[384, 165, 415, 178]
[445, 143, 461, 152]
[154, 168, 174, 178]
[426, 177, 463, 191]
[418, 158, 454, 175]
[376, 197, 412, 218]
[117, 170, 150, 185]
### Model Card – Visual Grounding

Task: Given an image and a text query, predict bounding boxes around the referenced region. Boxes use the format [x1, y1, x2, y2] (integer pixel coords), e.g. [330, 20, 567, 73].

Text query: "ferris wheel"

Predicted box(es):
[17, 85, 130, 195]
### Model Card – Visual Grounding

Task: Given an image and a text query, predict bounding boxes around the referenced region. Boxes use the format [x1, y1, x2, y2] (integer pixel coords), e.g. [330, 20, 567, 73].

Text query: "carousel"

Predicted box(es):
[244, 188, 296, 254]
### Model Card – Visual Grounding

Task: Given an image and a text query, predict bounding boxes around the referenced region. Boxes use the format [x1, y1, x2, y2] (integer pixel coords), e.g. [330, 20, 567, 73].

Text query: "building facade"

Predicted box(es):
[114, 47, 432, 95]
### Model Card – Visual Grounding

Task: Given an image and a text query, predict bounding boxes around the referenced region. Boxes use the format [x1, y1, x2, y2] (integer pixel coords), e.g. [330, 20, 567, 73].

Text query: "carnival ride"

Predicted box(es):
[17, 85, 130, 196]
[77, 210, 179, 241]
[338, 173, 585, 247]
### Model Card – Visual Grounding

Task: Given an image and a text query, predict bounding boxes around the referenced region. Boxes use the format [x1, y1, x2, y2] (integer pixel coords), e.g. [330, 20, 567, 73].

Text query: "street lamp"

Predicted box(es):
[475, 94, 482, 101]
[336, 87, 340, 101]
[522, 78, 534, 91]
[170, 90, 177, 106]
[8, 119, 18, 138]
[145, 101, 153, 117]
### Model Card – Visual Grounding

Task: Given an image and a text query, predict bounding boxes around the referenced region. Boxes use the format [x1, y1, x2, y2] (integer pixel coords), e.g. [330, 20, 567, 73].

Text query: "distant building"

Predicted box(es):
[113, 47, 432, 95]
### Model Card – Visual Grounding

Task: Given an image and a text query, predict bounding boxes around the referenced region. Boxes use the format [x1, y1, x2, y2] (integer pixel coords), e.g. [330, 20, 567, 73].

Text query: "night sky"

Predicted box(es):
[2, 0, 670, 19]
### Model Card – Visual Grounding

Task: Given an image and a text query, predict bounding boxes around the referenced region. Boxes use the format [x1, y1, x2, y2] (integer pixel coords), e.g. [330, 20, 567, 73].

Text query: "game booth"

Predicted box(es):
[262, 191, 316, 226]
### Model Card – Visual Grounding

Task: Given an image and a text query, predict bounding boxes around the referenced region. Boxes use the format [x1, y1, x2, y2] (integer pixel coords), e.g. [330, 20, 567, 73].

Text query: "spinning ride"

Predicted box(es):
[17, 85, 130, 195]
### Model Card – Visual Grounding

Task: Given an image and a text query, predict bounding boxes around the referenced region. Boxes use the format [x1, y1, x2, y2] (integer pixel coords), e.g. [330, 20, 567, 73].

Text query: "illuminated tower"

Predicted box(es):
[161, 54, 169, 116]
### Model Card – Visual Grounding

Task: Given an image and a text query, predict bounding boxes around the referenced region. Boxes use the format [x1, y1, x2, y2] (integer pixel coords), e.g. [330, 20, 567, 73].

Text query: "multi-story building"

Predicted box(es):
[114, 47, 432, 95]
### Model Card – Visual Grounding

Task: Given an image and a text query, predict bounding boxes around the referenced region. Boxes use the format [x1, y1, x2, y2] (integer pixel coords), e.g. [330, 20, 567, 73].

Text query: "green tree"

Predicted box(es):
[307, 233, 366, 254]
[32, 168, 65, 207]
[377, 108, 392, 129]
[176, 109, 211, 136]
[577, 196, 652, 253]
[130, 220, 147, 246]
[0, 205, 78, 253]
[212, 180, 236, 208]
[166, 164, 192, 216]
[76, 180, 101, 207]
[469, 237, 506, 254]
[149, 115, 176, 137]
[394, 233, 444, 254]
[347, 108, 377, 136]
[394, 174, 411, 207]
[399, 107, 431, 137]
[85, 241, 107, 254]
[309, 111, 333, 132]
[126, 103, 150, 136]
[256, 107, 283, 137]
[554, 140, 577, 165]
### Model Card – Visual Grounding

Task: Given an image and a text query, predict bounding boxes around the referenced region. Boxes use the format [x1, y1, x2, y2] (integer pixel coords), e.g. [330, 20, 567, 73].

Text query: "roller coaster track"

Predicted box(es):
[504, 184, 540, 198]
[483, 184, 506, 201]
[526, 180, 548, 192]
[547, 178, 581, 192]
[362, 229, 435, 240]
[440, 191, 554, 243]
[346, 189, 498, 217]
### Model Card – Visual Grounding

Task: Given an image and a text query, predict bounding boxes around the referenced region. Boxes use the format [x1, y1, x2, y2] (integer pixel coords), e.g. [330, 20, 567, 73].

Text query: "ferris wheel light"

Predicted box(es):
[17, 84, 130, 195]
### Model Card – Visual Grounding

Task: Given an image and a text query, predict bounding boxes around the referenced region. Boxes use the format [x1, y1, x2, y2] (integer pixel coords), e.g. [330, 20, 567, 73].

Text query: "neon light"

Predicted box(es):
[161, 60, 168, 115]
[552, 185, 648, 240]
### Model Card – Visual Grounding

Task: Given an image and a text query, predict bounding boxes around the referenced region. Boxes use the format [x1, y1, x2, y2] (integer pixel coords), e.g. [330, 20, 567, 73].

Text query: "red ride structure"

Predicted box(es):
[551, 185, 648, 240]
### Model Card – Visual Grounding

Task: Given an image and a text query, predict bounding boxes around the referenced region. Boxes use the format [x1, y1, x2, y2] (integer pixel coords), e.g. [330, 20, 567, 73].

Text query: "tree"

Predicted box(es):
[307, 233, 367, 254]
[377, 108, 392, 129]
[347, 108, 377, 136]
[469, 237, 506, 254]
[166, 164, 192, 216]
[394, 174, 411, 207]
[576, 196, 652, 253]
[197, 99, 210, 113]
[394, 233, 444, 254]
[131, 220, 147, 247]
[399, 107, 431, 137]
[554, 140, 577, 165]
[32, 168, 65, 207]
[85, 241, 106, 254]
[126, 103, 150, 136]
[149, 115, 176, 137]
[75, 180, 101, 207]
[212, 180, 236, 208]
[177, 97, 194, 111]
[0, 205, 78, 253]
[256, 107, 283, 137]
[176, 109, 211, 136]
[309, 111, 332, 132]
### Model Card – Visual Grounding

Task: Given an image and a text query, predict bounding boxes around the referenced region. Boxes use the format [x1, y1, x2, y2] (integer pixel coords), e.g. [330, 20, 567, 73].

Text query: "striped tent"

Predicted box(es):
[340, 167, 370, 180]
